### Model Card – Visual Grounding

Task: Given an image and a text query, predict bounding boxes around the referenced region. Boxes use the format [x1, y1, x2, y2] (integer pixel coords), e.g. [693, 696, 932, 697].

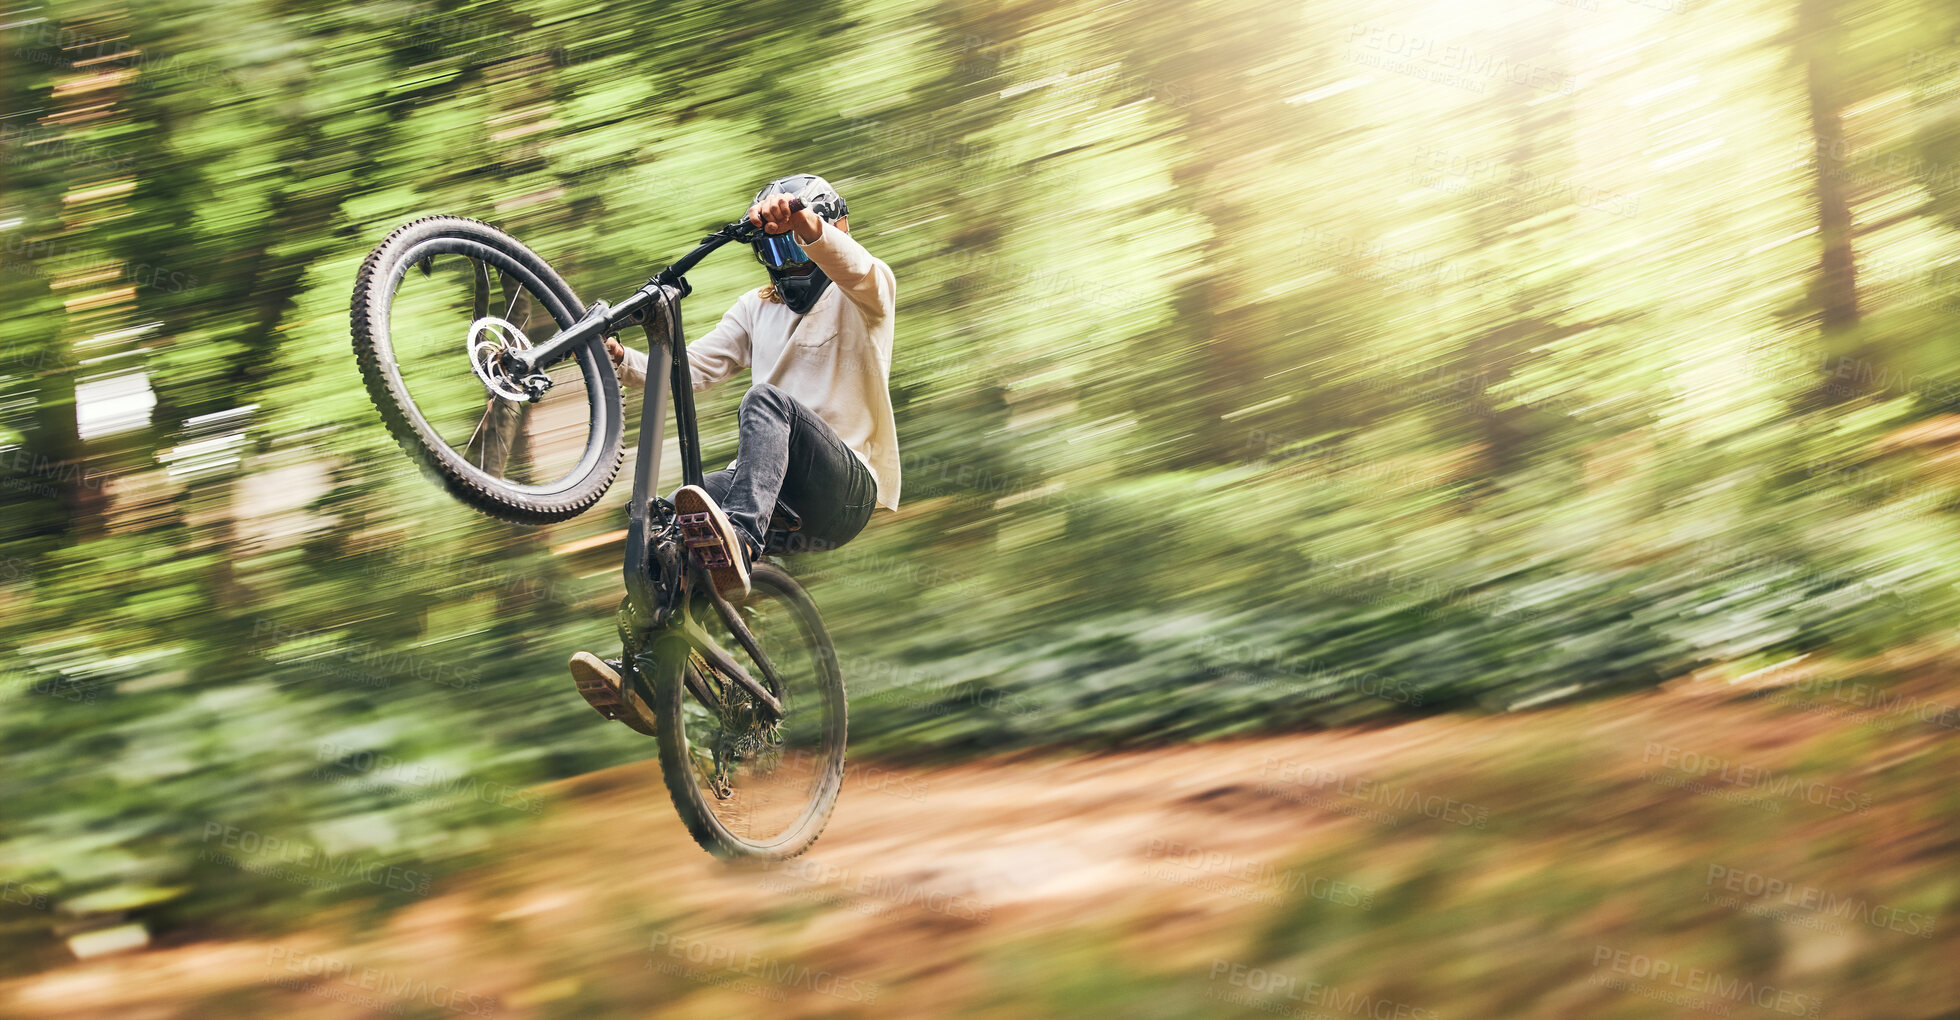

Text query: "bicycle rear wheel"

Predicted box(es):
[641, 563, 846, 860]
[350, 216, 622, 524]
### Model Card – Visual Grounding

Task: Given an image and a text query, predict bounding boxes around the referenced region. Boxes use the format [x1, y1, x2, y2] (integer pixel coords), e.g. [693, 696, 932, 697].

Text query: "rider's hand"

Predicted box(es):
[749, 194, 823, 244]
[603, 335, 627, 367]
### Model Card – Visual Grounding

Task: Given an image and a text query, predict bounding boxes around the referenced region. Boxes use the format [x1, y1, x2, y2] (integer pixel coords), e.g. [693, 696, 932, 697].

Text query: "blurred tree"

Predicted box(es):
[4, 0, 1960, 960]
[1798, 0, 1861, 332]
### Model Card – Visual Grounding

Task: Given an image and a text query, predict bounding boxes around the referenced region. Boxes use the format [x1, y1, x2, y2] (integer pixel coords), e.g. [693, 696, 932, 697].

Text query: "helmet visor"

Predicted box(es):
[753, 230, 812, 271]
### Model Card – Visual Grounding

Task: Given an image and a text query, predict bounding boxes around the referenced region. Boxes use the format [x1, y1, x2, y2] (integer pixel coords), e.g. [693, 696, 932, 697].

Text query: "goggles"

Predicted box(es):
[753, 230, 813, 271]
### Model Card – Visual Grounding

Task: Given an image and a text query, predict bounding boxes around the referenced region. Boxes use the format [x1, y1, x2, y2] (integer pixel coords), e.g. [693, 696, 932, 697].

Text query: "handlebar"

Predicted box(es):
[507, 198, 811, 378]
[656, 195, 807, 284]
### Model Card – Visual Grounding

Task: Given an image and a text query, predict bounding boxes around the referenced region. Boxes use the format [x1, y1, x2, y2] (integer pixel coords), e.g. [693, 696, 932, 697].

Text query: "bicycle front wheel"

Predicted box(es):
[350, 216, 622, 524]
[642, 563, 846, 860]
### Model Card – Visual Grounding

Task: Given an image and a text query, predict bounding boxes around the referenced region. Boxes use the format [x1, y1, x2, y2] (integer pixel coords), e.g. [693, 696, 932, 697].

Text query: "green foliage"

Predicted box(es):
[3, 0, 1960, 959]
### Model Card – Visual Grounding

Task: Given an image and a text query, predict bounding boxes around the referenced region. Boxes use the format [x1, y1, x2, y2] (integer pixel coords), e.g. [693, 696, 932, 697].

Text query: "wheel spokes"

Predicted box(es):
[385, 252, 593, 491]
[463, 395, 529, 475]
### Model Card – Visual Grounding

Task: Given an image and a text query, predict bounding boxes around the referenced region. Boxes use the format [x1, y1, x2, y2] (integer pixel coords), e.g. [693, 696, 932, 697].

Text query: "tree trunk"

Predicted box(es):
[1799, 0, 1859, 333]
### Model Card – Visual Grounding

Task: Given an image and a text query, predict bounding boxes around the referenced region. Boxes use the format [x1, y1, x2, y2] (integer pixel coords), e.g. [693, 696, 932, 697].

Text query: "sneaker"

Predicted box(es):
[673, 484, 752, 599]
[569, 651, 626, 720]
[569, 651, 657, 736]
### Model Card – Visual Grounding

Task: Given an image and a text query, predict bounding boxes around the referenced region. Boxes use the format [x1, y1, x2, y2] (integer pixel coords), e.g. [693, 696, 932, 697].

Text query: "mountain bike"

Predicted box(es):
[348, 207, 845, 860]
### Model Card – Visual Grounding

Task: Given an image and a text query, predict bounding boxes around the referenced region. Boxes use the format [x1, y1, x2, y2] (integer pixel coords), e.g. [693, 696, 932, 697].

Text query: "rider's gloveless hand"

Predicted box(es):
[749, 194, 823, 244]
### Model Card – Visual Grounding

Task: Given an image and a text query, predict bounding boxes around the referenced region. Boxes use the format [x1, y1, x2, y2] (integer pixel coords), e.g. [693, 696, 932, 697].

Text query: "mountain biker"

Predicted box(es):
[569, 173, 900, 711]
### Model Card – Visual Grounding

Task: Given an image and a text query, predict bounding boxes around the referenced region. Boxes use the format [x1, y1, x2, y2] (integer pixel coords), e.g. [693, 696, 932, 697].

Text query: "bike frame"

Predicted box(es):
[519, 217, 790, 722]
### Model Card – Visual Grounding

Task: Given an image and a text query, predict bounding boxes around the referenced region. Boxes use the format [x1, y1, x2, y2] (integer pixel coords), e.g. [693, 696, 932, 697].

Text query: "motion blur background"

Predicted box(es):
[4, 0, 1960, 1015]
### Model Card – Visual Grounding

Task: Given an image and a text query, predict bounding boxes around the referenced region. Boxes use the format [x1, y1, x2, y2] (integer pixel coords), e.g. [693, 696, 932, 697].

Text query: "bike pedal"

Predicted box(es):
[676, 511, 733, 568]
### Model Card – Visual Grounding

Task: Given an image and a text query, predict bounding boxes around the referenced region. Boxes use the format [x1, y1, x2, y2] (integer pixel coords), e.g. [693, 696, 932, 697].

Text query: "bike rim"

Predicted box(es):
[678, 582, 841, 849]
[380, 240, 604, 496]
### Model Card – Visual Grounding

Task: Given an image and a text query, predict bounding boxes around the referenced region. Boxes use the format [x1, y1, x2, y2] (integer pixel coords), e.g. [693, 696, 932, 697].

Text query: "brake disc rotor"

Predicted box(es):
[466, 316, 534, 401]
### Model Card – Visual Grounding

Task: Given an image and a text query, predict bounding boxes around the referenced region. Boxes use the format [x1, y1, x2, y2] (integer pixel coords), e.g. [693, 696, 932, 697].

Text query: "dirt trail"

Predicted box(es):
[6, 668, 1956, 1019]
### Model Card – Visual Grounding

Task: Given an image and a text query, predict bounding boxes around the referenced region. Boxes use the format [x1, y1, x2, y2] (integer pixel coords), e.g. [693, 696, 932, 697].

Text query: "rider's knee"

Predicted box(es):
[741, 382, 791, 418]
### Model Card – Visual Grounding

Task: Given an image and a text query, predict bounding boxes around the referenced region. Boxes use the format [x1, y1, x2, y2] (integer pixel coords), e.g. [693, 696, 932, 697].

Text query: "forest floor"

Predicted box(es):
[5, 653, 1959, 1019]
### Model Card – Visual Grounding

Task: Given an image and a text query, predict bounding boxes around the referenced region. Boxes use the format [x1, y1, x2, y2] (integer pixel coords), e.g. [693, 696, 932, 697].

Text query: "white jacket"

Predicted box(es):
[619, 224, 900, 509]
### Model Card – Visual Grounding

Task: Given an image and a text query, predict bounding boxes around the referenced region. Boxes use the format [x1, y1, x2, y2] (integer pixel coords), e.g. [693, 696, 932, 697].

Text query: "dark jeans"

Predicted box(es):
[699, 383, 877, 557]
